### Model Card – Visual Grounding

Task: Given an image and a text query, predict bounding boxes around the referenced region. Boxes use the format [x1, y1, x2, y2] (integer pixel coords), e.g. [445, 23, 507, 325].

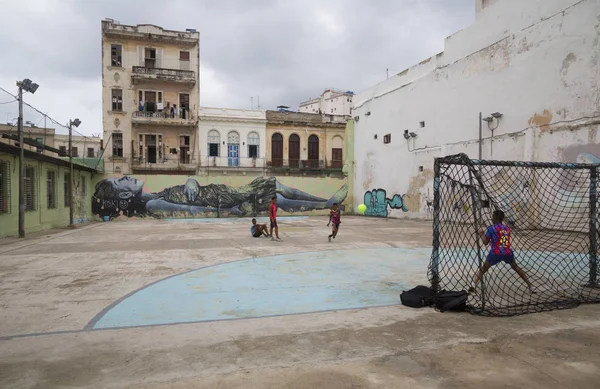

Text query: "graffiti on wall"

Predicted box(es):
[363, 189, 408, 217]
[92, 176, 348, 219]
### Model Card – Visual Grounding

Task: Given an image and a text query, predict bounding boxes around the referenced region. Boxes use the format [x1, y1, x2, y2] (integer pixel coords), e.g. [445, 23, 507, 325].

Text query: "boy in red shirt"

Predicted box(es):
[327, 203, 341, 242]
[269, 196, 282, 241]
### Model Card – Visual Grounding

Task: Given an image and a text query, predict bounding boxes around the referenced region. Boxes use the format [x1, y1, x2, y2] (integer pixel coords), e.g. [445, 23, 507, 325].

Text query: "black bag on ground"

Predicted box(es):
[400, 285, 435, 308]
[434, 290, 468, 313]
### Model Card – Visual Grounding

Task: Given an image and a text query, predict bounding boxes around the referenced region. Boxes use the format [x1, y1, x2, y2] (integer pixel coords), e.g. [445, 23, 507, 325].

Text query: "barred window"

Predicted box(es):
[47, 170, 57, 209]
[64, 172, 70, 207]
[80, 175, 87, 196]
[0, 160, 10, 214]
[25, 166, 37, 212]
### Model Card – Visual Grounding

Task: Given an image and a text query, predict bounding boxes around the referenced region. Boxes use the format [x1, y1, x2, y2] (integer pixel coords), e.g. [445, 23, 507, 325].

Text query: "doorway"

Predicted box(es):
[271, 133, 283, 167]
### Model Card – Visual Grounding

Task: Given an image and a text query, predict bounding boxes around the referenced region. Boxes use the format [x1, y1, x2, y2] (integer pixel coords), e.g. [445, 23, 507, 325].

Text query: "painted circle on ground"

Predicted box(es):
[90, 247, 431, 329]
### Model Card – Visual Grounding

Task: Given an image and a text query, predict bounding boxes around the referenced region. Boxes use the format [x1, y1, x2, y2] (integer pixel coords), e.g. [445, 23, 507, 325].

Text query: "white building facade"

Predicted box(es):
[198, 107, 267, 170]
[352, 0, 600, 218]
[299, 89, 354, 116]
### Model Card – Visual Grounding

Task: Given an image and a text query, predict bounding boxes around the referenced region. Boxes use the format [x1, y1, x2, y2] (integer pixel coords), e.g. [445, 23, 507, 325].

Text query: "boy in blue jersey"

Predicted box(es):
[251, 218, 271, 238]
[469, 210, 536, 293]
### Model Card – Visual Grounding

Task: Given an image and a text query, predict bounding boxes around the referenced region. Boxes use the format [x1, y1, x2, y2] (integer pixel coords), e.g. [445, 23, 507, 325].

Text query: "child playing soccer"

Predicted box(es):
[327, 203, 341, 242]
[470, 210, 536, 294]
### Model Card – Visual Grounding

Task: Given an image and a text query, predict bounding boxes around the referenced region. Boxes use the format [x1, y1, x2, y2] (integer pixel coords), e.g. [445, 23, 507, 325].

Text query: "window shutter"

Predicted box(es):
[138, 46, 144, 66]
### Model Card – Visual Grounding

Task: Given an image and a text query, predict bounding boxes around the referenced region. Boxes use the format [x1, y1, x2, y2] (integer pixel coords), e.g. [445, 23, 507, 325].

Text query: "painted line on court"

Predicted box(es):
[87, 247, 429, 330]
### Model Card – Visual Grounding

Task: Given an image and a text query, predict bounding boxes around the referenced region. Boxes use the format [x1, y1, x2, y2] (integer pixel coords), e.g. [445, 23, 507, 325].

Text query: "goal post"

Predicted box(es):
[429, 153, 600, 316]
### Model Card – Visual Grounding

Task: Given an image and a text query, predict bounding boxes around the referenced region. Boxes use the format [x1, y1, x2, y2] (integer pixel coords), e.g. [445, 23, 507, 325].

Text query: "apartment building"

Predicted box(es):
[266, 110, 346, 173]
[101, 19, 200, 174]
[298, 89, 354, 116]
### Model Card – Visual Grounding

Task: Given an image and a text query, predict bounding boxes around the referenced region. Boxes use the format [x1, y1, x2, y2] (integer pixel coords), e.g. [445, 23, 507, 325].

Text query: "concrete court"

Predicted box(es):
[1, 217, 600, 388]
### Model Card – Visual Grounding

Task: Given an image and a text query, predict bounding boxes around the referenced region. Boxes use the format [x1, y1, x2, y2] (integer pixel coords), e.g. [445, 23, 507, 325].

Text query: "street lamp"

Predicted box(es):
[16, 78, 39, 238]
[68, 118, 81, 227]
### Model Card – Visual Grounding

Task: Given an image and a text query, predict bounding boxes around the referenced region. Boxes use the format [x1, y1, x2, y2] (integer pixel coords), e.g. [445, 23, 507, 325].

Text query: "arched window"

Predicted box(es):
[227, 131, 240, 167]
[271, 133, 283, 167]
[207, 130, 220, 157]
[308, 135, 319, 168]
[248, 132, 260, 159]
[289, 134, 300, 168]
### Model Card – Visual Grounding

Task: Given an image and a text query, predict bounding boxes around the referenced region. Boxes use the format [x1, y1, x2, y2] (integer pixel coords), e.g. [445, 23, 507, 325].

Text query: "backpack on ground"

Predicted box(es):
[400, 285, 435, 308]
[434, 290, 468, 313]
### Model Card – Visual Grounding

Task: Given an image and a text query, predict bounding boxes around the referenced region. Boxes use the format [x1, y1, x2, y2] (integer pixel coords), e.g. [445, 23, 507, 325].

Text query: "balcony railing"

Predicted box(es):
[131, 66, 196, 83]
[204, 156, 266, 169]
[132, 110, 196, 125]
[268, 159, 344, 171]
[131, 156, 197, 173]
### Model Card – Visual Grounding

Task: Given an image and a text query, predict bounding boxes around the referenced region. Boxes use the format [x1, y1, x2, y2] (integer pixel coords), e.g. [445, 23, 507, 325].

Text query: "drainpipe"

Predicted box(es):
[478, 112, 482, 160]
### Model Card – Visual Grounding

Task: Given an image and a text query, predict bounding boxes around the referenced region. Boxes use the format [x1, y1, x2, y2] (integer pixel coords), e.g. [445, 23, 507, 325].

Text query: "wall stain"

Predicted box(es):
[561, 53, 577, 76]
[528, 109, 554, 131]
[404, 169, 434, 212]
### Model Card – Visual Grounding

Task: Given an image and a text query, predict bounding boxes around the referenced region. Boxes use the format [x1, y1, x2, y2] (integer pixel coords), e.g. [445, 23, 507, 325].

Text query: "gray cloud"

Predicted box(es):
[0, 0, 473, 135]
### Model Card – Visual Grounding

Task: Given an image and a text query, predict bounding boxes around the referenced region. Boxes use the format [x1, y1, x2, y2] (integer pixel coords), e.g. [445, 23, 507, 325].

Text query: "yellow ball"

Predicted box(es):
[358, 204, 367, 214]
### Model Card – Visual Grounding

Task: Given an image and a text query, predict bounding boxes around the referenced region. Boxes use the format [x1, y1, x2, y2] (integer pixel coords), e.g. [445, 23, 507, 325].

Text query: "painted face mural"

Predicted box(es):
[363, 189, 408, 217]
[92, 176, 348, 219]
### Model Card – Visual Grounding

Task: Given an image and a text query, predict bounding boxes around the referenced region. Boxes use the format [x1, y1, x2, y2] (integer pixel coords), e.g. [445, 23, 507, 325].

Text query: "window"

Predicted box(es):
[64, 172, 70, 207]
[0, 160, 10, 214]
[47, 170, 57, 209]
[208, 130, 220, 157]
[59, 146, 67, 157]
[178, 93, 190, 119]
[384, 134, 392, 144]
[80, 176, 87, 196]
[111, 44, 122, 67]
[24, 166, 37, 212]
[248, 132, 259, 158]
[87, 148, 95, 158]
[145, 48, 156, 68]
[180, 51, 190, 61]
[180, 135, 190, 164]
[112, 133, 123, 157]
[112, 89, 123, 111]
[71, 147, 78, 158]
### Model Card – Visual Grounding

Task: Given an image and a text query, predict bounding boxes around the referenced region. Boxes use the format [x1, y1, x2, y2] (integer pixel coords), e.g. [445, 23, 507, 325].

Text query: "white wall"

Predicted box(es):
[353, 0, 600, 219]
[198, 107, 267, 167]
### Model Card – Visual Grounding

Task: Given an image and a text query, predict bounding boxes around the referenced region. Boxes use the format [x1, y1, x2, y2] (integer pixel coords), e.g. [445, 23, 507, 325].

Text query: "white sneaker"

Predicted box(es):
[328, 236, 332, 242]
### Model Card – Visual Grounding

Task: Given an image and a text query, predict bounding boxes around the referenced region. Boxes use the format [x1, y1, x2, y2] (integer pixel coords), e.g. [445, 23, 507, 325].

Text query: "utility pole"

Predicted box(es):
[16, 78, 39, 238]
[69, 121, 74, 226]
[68, 118, 81, 227]
[17, 84, 24, 238]
[387, 69, 389, 79]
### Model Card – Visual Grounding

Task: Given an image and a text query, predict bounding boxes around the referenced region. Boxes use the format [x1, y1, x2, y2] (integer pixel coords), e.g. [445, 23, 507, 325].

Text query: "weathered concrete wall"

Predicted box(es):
[91, 174, 349, 220]
[352, 0, 600, 219]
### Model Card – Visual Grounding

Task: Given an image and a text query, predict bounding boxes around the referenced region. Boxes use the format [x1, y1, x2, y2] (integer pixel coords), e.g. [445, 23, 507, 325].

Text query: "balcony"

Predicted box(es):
[202, 156, 266, 175]
[132, 110, 197, 126]
[131, 156, 197, 174]
[131, 66, 196, 85]
[268, 159, 344, 173]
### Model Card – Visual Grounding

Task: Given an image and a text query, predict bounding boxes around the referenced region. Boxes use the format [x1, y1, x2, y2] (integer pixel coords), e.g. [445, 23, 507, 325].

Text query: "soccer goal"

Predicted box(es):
[428, 153, 600, 316]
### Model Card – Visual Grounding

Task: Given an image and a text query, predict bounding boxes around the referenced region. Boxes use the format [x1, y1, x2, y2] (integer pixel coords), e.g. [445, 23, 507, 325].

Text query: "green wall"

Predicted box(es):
[0, 153, 98, 238]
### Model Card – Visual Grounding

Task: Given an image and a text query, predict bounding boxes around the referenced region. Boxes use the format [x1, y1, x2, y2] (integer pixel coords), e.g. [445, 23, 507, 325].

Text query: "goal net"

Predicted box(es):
[428, 153, 600, 316]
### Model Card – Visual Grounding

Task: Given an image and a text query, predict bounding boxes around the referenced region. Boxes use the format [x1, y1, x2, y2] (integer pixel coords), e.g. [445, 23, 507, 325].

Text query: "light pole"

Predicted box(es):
[68, 118, 82, 227]
[16, 79, 39, 238]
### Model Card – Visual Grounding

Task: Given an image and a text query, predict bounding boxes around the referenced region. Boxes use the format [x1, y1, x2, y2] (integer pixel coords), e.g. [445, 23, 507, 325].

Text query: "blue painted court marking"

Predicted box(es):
[165, 216, 309, 223]
[90, 247, 431, 329]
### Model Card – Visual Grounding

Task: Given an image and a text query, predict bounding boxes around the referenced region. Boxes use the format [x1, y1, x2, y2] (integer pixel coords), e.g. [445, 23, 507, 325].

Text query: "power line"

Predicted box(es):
[0, 99, 17, 104]
[0, 85, 98, 144]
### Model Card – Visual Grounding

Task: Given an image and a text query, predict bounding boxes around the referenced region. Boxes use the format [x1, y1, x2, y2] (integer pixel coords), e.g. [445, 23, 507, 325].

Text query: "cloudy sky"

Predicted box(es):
[0, 0, 474, 136]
